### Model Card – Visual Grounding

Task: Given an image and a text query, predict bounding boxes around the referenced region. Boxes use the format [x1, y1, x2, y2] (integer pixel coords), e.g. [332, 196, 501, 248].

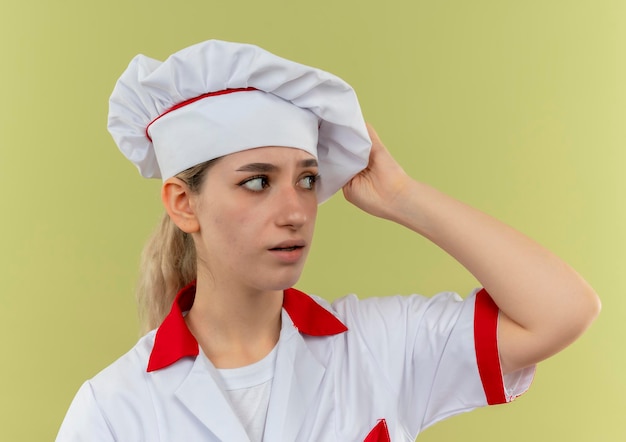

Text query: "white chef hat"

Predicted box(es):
[108, 39, 371, 203]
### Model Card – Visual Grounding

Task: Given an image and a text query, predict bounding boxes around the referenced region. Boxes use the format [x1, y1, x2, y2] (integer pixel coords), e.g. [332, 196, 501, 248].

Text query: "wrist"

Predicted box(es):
[379, 178, 423, 223]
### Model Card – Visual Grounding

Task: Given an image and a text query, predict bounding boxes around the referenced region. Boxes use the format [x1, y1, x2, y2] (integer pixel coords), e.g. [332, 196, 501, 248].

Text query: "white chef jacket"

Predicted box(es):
[56, 283, 535, 441]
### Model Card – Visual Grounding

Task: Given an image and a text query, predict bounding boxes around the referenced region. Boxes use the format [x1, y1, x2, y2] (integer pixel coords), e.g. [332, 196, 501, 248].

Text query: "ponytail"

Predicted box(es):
[136, 214, 196, 334]
[135, 158, 218, 334]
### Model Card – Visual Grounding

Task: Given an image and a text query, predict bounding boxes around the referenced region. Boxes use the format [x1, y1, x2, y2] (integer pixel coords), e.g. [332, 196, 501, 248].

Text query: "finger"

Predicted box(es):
[364, 122, 393, 166]
[365, 122, 383, 147]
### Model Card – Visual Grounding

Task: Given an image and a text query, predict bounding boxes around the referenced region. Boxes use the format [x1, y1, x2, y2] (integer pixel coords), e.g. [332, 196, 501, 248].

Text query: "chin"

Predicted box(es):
[263, 269, 304, 292]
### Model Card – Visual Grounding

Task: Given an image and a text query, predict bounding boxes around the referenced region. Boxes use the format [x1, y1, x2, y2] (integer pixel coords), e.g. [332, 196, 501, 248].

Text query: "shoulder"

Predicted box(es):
[57, 332, 161, 441]
[320, 290, 471, 329]
[96, 331, 155, 376]
[302, 290, 478, 358]
[85, 331, 157, 397]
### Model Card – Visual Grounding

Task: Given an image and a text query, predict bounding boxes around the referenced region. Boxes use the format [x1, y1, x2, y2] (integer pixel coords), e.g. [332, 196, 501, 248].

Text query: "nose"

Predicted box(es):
[274, 186, 314, 229]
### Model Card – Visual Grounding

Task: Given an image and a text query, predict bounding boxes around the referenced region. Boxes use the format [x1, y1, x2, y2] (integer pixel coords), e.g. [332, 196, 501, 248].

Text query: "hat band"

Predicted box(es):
[145, 87, 257, 141]
[148, 89, 321, 180]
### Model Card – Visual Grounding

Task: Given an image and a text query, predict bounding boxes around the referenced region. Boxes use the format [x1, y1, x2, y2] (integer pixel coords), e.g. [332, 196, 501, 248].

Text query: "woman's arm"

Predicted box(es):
[343, 124, 601, 374]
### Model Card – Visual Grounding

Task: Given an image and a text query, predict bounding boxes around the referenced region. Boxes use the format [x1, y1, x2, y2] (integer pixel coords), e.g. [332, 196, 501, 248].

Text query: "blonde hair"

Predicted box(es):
[136, 159, 218, 334]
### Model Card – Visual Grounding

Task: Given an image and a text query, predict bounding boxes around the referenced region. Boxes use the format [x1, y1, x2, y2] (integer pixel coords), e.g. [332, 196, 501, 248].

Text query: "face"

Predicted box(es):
[190, 146, 319, 294]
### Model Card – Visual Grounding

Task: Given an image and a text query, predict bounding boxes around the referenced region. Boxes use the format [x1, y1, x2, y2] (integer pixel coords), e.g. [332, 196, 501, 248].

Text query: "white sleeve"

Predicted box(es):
[56, 382, 116, 442]
[332, 289, 534, 434]
[413, 289, 533, 430]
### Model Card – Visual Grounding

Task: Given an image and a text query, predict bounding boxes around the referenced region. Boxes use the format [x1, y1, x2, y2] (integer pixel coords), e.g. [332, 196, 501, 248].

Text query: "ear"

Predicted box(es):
[162, 177, 200, 233]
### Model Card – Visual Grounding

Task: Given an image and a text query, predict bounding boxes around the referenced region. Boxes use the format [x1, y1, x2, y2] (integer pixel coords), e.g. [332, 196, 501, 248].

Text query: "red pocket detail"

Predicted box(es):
[364, 419, 391, 442]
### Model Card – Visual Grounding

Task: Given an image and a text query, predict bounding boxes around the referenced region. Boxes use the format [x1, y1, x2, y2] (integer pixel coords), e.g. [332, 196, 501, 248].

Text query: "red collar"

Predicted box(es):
[147, 281, 348, 372]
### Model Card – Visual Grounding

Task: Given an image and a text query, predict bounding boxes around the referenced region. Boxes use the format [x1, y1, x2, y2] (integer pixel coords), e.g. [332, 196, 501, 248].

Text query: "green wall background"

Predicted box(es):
[2, 0, 624, 440]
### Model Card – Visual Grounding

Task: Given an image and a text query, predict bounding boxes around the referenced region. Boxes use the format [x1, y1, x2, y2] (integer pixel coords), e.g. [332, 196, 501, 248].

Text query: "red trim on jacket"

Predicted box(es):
[283, 287, 348, 336]
[474, 288, 506, 404]
[147, 282, 347, 372]
[364, 419, 391, 442]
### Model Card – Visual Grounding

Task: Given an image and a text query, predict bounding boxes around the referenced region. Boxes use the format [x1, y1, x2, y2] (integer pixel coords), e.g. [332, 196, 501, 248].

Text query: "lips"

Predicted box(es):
[269, 240, 306, 251]
[270, 246, 302, 252]
[268, 240, 306, 263]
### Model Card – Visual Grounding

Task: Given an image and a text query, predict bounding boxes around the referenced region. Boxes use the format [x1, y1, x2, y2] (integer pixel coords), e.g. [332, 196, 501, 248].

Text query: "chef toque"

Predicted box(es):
[107, 39, 371, 202]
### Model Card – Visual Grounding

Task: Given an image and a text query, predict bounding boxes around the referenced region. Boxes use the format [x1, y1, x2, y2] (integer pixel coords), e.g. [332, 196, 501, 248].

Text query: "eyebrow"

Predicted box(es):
[236, 159, 318, 173]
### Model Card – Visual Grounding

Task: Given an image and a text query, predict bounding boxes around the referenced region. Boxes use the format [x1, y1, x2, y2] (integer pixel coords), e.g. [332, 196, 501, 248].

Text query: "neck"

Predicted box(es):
[185, 276, 284, 369]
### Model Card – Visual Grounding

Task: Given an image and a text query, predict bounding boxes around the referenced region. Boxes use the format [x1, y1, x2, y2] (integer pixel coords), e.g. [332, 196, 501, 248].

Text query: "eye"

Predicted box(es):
[239, 176, 269, 192]
[299, 174, 319, 190]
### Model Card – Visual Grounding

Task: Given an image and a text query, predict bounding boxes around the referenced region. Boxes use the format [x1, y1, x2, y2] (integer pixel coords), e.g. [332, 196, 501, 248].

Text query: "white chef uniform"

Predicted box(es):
[56, 283, 535, 441]
[61, 39, 535, 441]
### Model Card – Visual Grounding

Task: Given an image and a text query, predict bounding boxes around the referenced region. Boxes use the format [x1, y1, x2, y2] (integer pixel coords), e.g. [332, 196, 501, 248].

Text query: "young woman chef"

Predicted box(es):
[56, 39, 600, 441]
